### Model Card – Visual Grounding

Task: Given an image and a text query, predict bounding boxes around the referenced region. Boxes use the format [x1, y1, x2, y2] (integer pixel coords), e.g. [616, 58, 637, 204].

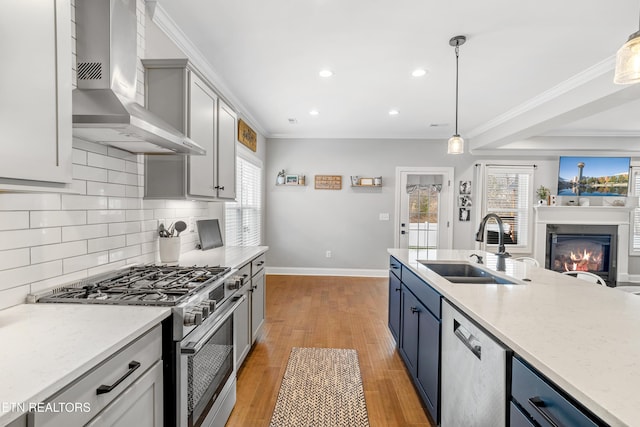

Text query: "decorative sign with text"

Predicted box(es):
[314, 175, 342, 190]
[238, 119, 257, 151]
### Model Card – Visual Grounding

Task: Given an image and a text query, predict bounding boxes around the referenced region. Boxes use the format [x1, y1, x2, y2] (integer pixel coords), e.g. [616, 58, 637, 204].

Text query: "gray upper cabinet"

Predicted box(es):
[143, 59, 236, 200]
[0, 0, 72, 190]
[216, 100, 237, 200]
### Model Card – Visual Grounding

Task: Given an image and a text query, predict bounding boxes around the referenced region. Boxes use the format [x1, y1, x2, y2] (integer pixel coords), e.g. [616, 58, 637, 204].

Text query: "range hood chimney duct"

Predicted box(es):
[72, 0, 204, 155]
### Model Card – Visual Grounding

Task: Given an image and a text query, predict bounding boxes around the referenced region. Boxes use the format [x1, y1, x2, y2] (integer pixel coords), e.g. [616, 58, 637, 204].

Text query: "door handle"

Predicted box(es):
[96, 361, 141, 395]
[528, 396, 565, 427]
[410, 306, 419, 314]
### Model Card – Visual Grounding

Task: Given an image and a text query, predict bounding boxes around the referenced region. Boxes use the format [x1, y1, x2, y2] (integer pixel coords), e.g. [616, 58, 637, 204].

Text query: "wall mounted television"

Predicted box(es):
[557, 156, 630, 196]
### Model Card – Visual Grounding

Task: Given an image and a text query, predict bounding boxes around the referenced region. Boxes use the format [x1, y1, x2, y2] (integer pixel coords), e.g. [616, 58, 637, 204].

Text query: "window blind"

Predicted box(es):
[483, 165, 534, 249]
[225, 156, 262, 246]
[631, 167, 640, 252]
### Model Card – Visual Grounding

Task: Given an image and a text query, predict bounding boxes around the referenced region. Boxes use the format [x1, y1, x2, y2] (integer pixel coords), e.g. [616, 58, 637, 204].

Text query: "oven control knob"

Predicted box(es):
[183, 310, 203, 327]
[204, 299, 216, 312]
[199, 303, 210, 319]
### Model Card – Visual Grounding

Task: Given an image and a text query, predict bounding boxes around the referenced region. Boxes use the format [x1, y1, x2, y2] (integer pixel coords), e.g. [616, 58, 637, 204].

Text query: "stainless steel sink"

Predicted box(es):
[419, 261, 517, 285]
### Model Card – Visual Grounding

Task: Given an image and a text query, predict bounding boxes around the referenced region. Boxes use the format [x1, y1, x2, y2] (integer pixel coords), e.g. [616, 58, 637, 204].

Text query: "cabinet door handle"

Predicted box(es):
[256, 261, 265, 266]
[390, 263, 399, 269]
[528, 396, 564, 427]
[410, 306, 419, 314]
[214, 185, 225, 191]
[394, 287, 401, 292]
[96, 361, 141, 395]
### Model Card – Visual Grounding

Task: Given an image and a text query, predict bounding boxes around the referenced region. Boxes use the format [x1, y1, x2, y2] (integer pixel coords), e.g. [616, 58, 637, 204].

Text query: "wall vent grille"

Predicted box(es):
[77, 62, 102, 80]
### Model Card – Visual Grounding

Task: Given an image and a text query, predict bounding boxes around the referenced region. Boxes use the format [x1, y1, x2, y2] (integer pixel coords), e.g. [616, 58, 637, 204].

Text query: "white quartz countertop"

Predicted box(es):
[388, 248, 640, 426]
[0, 304, 170, 425]
[178, 245, 268, 269]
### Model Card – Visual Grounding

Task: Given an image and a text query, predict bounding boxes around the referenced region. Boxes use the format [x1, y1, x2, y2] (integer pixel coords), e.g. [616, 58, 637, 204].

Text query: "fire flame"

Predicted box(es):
[563, 248, 602, 272]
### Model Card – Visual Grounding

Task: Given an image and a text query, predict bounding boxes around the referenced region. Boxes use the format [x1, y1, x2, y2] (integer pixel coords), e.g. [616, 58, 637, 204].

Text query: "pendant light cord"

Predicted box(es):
[454, 44, 460, 135]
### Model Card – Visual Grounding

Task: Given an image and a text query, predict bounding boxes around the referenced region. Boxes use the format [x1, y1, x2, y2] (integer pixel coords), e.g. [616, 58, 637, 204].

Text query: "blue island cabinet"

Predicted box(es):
[388, 256, 441, 424]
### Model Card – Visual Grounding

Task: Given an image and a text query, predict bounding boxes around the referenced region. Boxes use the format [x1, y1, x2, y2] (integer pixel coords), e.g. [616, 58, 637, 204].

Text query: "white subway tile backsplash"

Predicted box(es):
[126, 209, 154, 222]
[70, 180, 88, 194]
[0, 249, 30, 271]
[126, 184, 143, 198]
[126, 160, 142, 175]
[72, 164, 108, 182]
[0, 261, 62, 291]
[141, 220, 159, 232]
[126, 231, 156, 246]
[154, 208, 176, 219]
[31, 241, 87, 264]
[87, 181, 127, 197]
[87, 235, 126, 253]
[0, 193, 61, 211]
[87, 210, 126, 224]
[109, 245, 141, 263]
[109, 221, 142, 236]
[87, 152, 126, 172]
[62, 224, 109, 242]
[88, 260, 126, 277]
[63, 252, 109, 274]
[0, 285, 31, 311]
[140, 241, 156, 255]
[30, 270, 88, 294]
[127, 253, 156, 266]
[0, 212, 29, 230]
[108, 170, 138, 186]
[72, 148, 87, 165]
[61, 194, 109, 210]
[30, 210, 86, 228]
[0, 228, 61, 251]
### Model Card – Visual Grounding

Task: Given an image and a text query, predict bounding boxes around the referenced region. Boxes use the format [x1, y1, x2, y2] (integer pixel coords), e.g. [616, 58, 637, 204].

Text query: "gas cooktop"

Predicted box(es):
[35, 265, 232, 306]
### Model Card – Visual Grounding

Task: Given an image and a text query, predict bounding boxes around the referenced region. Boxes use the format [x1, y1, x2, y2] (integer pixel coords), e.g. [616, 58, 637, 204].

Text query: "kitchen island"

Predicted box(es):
[389, 248, 640, 427]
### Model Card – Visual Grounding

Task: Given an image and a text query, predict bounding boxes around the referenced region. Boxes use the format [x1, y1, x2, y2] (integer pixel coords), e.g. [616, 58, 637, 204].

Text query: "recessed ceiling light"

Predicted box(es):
[309, 110, 319, 116]
[389, 109, 399, 116]
[319, 69, 333, 78]
[412, 69, 428, 77]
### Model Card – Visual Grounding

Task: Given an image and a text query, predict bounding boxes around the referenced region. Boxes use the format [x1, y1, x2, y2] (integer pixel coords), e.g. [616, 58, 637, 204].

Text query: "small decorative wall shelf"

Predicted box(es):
[350, 176, 382, 187]
[276, 171, 306, 186]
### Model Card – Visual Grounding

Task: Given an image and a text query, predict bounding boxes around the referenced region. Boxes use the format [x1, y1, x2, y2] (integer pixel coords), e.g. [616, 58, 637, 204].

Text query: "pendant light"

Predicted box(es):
[448, 35, 466, 154]
[614, 4, 640, 84]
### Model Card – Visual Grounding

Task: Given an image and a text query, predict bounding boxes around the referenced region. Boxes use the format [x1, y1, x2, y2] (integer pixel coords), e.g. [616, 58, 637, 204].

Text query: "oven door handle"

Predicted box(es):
[181, 294, 246, 355]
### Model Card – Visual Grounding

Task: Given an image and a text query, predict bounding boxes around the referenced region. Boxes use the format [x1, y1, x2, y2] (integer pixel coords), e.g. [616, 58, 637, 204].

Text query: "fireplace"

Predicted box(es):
[545, 224, 617, 286]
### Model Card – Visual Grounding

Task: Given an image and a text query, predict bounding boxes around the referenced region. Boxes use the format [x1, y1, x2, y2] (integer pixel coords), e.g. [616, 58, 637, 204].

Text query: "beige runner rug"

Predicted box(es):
[269, 347, 370, 427]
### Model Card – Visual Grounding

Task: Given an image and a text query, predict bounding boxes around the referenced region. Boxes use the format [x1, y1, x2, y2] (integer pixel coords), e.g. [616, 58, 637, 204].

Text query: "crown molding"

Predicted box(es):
[147, 2, 267, 137]
[469, 56, 616, 138]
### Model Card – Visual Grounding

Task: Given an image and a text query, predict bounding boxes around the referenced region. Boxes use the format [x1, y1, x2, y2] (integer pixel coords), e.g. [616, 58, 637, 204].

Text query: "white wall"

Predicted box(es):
[265, 138, 562, 273]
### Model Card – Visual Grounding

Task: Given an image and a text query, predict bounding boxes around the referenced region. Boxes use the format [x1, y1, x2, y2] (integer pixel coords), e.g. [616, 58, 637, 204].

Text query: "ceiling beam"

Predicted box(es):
[468, 57, 640, 152]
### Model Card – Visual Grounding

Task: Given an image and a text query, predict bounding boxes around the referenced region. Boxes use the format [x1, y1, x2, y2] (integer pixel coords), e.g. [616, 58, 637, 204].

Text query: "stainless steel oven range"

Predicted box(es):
[30, 264, 246, 427]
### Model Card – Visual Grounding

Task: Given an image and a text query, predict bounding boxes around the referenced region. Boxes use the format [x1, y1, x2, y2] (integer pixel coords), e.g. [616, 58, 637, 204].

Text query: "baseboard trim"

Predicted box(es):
[265, 267, 388, 278]
[622, 274, 640, 283]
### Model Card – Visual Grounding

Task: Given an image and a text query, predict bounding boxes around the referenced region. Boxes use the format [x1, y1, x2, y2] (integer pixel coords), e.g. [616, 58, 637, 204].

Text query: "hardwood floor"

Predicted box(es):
[226, 275, 434, 427]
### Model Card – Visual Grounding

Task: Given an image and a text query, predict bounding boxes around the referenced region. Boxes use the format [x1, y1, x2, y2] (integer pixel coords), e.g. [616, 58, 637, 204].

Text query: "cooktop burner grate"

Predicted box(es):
[37, 265, 231, 306]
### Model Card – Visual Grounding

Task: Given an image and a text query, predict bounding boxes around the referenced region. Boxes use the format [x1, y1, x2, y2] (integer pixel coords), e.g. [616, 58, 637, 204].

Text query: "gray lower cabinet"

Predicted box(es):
[0, 0, 72, 189]
[29, 325, 163, 427]
[250, 254, 266, 342]
[389, 257, 441, 424]
[234, 253, 267, 368]
[143, 59, 236, 201]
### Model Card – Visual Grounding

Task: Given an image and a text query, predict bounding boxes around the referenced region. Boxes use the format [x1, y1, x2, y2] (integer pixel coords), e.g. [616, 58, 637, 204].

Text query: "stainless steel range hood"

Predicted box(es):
[73, 0, 204, 155]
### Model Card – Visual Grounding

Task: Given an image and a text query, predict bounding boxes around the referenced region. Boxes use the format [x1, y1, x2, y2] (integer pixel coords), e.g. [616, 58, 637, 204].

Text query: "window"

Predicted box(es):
[482, 165, 534, 252]
[225, 156, 262, 246]
[631, 167, 640, 254]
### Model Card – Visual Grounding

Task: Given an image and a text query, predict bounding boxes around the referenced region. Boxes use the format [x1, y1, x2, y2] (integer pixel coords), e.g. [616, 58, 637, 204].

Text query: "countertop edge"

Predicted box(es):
[0, 307, 170, 426]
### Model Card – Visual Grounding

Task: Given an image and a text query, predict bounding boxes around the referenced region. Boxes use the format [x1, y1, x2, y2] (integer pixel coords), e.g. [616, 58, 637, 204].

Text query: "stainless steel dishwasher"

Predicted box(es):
[441, 300, 508, 427]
